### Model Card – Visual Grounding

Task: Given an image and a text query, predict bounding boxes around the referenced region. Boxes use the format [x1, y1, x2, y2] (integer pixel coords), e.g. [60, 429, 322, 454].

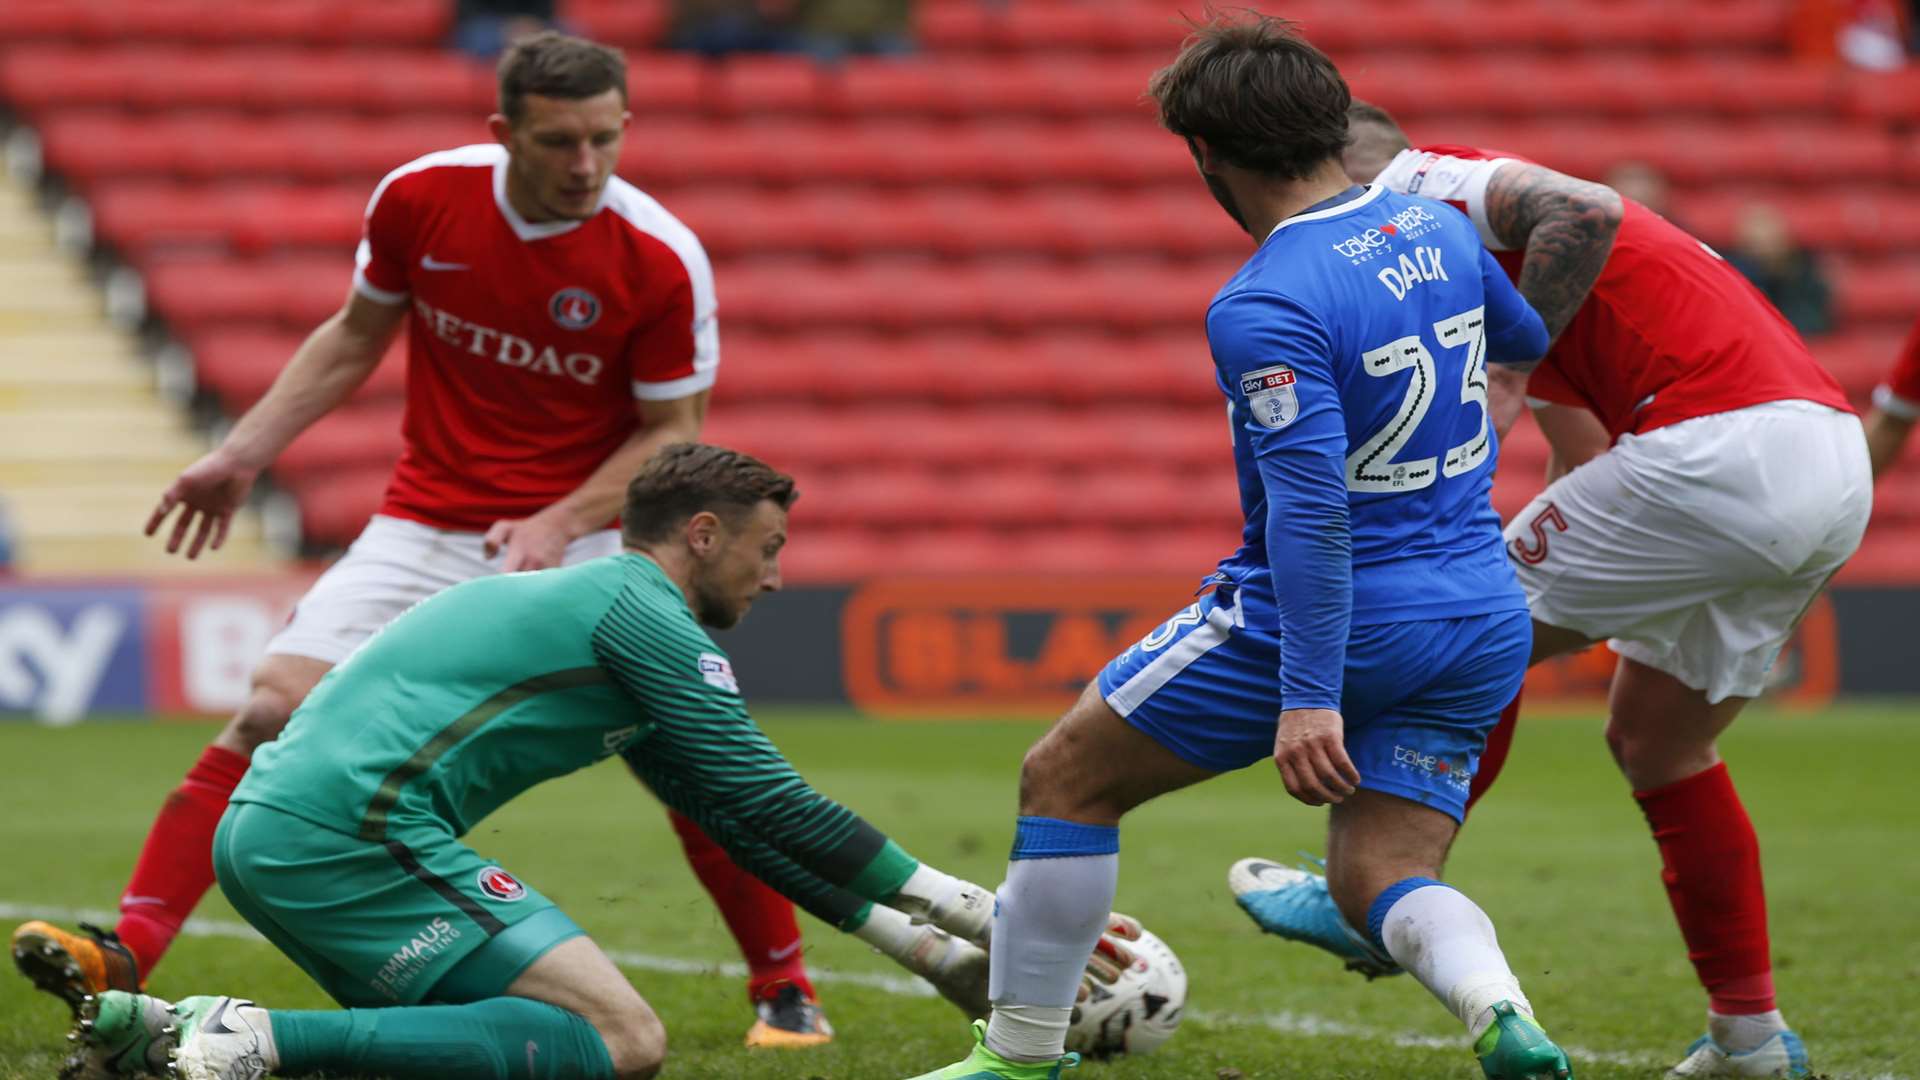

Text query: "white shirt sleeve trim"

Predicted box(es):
[1373, 148, 1515, 251]
[600, 178, 721, 386]
[633, 367, 719, 401]
[1872, 384, 1920, 420]
[352, 240, 408, 305]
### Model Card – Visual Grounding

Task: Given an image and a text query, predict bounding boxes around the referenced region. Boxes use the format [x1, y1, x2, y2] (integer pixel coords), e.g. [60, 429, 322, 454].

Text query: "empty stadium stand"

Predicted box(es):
[1, 0, 1915, 580]
[0, 169, 275, 572]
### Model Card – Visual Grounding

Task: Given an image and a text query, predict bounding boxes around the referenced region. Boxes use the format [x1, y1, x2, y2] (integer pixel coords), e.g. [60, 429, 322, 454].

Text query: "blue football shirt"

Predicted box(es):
[1206, 184, 1549, 712]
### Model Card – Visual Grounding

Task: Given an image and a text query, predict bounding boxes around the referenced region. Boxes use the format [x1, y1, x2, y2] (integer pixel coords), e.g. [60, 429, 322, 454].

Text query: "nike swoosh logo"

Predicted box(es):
[420, 255, 469, 271]
[767, 940, 803, 962]
[120, 895, 168, 907]
[202, 998, 239, 1037]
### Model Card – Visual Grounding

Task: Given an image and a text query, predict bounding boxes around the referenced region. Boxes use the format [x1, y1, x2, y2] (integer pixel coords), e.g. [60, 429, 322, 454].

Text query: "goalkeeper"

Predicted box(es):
[67, 443, 1027, 1080]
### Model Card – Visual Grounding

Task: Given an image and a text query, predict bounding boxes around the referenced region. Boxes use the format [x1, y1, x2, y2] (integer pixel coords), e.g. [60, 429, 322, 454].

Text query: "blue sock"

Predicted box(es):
[1367, 875, 1446, 951]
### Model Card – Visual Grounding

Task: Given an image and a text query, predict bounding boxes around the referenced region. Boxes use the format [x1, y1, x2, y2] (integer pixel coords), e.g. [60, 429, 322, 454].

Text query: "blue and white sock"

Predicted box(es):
[1369, 877, 1530, 1040]
[983, 816, 1119, 1063]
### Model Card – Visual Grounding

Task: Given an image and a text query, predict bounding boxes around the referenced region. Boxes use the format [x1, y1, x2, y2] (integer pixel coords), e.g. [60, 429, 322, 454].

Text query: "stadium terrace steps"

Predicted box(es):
[0, 170, 276, 573]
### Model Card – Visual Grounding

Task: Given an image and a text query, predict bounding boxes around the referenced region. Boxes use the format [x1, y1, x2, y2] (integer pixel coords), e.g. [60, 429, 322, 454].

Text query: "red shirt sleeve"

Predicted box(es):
[353, 170, 416, 305]
[1878, 317, 1920, 419]
[628, 234, 719, 402]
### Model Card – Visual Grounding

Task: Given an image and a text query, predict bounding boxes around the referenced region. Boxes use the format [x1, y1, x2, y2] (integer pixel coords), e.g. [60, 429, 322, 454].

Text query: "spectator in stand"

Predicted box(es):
[1791, 0, 1911, 66]
[1726, 203, 1835, 337]
[452, 0, 560, 58]
[1603, 159, 1691, 235]
[666, 0, 805, 57]
[796, 0, 915, 60]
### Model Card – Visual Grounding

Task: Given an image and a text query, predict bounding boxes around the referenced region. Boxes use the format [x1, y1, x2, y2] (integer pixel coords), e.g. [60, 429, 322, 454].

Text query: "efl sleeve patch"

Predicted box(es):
[1240, 364, 1300, 429]
[698, 652, 739, 694]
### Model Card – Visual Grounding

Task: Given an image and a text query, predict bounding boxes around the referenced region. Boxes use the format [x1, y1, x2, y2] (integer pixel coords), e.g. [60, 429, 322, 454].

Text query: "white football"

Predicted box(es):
[1064, 926, 1187, 1058]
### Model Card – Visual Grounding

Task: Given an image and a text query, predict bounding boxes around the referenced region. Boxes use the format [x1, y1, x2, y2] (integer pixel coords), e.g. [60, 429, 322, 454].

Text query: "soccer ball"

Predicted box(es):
[1064, 926, 1187, 1058]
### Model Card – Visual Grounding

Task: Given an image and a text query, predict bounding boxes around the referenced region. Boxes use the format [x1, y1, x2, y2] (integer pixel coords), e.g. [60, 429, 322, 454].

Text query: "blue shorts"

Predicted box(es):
[1096, 588, 1531, 822]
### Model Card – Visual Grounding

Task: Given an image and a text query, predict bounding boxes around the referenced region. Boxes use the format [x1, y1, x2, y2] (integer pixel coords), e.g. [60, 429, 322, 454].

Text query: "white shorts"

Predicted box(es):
[267, 514, 623, 665]
[1504, 401, 1872, 703]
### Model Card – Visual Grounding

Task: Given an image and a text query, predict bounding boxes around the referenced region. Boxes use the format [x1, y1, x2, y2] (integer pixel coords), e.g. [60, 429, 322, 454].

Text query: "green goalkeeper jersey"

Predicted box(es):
[232, 552, 915, 925]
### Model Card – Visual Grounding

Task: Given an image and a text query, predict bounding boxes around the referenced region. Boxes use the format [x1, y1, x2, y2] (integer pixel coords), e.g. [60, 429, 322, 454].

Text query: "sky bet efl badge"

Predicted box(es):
[1241, 364, 1299, 429]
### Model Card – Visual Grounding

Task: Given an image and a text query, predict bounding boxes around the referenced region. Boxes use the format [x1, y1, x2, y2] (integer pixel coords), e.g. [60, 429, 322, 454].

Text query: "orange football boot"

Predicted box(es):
[10, 921, 142, 1017]
[743, 983, 835, 1048]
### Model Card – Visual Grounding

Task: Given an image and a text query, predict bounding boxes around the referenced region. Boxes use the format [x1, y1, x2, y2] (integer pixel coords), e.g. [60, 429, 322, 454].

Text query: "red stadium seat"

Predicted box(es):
[1810, 332, 1906, 401]
[189, 331, 405, 414]
[276, 405, 406, 480]
[141, 255, 348, 333]
[1830, 259, 1920, 328]
[0, 0, 448, 48]
[90, 182, 365, 263]
[717, 56, 828, 116]
[1845, 69, 1920, 124]
[290, 468, 391, 548]
[10, 0, 1915, 557]
[565, 0, 670, 50]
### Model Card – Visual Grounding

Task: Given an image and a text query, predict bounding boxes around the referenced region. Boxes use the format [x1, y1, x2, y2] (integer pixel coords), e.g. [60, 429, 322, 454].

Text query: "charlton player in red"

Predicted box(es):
[11, 32, 837, 1049]
[1864, 316, 1920, 477]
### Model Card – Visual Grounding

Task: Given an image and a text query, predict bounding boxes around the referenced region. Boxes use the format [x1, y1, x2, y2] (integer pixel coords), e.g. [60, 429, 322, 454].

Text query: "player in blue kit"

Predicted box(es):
[909, 14, 1572, 1080]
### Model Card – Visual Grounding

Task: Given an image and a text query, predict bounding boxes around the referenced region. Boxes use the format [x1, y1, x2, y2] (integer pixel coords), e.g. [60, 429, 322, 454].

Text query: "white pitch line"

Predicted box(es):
[0, 902, 933, 998]
[3, 902, 1908, 1079]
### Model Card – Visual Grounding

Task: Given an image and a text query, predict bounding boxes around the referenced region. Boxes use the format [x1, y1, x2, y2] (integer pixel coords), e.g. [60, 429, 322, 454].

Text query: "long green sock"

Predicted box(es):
[272, 997, 617, 1079]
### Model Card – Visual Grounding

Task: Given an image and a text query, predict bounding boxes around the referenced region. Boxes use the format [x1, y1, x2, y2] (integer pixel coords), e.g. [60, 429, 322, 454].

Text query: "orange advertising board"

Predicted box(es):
[841, 578, 1841, 717]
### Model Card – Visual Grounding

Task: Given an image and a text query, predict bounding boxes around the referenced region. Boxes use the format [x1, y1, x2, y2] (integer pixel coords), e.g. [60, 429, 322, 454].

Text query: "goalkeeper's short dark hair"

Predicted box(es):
[622, 444, 798, 546]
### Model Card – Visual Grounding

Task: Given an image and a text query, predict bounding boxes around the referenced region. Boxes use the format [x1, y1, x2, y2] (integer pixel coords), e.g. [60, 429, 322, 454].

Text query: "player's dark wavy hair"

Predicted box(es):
[623, 444, 798, 546]
[497, 30, 628, 123]
[1147, 11, 1351, 181]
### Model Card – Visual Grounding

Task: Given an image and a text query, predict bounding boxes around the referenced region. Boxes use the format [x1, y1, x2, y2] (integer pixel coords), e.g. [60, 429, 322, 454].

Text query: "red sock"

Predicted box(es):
[1635, 763, 1777, 1015]
[1467, 691, 1522, 815]
[667, 809, 815, 1002]
[114, 745, 250, 974]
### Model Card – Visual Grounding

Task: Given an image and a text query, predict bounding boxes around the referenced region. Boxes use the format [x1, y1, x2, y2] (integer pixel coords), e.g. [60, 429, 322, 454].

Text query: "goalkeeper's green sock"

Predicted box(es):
[273, 997, 616, 1079]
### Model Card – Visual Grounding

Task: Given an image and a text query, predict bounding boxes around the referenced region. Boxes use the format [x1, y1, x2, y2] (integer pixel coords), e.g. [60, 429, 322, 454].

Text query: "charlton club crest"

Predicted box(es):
[549, 287, 601, 330]
[476, 866, 527, 902]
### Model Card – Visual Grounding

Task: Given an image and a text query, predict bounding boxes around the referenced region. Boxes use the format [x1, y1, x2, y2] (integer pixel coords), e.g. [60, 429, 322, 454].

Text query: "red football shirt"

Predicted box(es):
[1875, 316, 1920, 419]
[1373, 146, 1852, 439]
[353, 144, 717, 530]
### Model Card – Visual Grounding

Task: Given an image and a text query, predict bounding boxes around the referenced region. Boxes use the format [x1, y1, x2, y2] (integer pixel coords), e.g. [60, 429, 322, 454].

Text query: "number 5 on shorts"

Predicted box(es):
[1510, 502, 1568, 566]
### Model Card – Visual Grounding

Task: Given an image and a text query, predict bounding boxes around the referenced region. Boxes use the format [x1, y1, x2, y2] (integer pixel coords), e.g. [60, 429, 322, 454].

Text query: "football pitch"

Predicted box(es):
[3, 704, 1915, 1079]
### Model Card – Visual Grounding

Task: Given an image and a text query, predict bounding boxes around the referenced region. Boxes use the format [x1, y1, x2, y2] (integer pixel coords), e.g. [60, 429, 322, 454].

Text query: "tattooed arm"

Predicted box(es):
[1484, 162, 1624, 347]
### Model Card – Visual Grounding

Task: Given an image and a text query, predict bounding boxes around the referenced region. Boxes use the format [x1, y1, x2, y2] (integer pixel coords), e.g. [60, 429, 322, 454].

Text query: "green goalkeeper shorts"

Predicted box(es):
[212, 802, 585, 1007]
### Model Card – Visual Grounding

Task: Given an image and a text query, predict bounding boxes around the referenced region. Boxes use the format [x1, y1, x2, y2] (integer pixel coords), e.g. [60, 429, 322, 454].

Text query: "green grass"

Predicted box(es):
[3, 704, 1917, 1079]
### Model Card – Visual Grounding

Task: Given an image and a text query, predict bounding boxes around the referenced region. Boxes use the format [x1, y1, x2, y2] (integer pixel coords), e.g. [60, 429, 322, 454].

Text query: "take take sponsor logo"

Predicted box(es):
[1391, 744, 1472, 792]
[1331, 204, 1443, 263]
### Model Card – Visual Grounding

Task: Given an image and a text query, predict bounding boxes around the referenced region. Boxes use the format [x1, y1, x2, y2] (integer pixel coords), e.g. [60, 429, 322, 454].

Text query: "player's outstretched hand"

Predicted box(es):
[1273, 707, 1360, 807]
[483, 512, 573, 573]
[145, 449, 259, 560]
[1083, 913, 1144, 984]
